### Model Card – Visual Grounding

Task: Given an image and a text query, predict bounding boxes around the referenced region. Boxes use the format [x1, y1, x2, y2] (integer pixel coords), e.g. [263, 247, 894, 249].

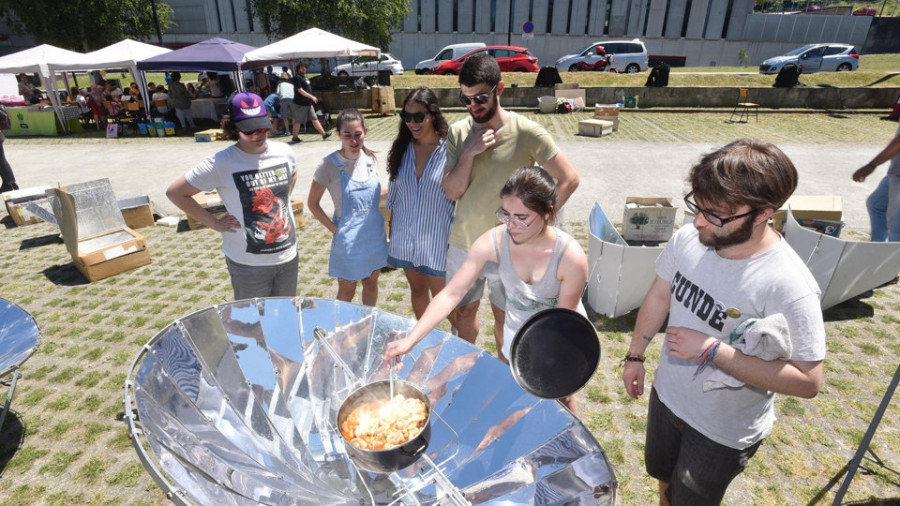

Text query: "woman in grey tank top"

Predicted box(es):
[385, 167, 589, 412]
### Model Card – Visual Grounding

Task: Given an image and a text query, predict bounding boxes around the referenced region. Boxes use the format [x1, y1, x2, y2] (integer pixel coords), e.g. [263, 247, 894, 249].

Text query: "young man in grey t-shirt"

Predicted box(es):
[622, 139, 826, 505]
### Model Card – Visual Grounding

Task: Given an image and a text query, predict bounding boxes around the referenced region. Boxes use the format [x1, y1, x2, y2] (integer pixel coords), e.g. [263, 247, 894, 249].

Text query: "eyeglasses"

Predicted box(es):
[459, 84, 498, 106]
[241, 128, 269, 135]
[399, 111, 428, 123]
[684, 192, 757, 228]
[495, 207, 537, 229]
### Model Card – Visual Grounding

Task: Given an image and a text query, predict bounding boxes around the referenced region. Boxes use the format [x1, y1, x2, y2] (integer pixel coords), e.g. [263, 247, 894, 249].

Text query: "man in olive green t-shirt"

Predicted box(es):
[442, 53, 580, 359]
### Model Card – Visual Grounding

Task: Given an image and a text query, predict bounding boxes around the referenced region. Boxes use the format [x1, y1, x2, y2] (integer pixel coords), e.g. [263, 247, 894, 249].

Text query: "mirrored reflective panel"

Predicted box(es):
[0, 298, 40, 378]
[126, 298, 617, 504]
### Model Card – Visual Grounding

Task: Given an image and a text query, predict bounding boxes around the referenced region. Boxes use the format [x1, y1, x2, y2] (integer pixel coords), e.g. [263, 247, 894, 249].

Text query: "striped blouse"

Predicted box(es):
[386, 138, 455, 273]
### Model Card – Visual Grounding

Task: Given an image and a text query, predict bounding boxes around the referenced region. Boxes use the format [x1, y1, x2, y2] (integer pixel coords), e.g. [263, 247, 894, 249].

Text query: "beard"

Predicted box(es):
[470, 94, 499, 124]
[697, 213, 757, 248]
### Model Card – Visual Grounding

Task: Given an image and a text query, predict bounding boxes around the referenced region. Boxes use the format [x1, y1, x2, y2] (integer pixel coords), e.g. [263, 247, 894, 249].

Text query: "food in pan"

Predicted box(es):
[340, 394, 428, 450]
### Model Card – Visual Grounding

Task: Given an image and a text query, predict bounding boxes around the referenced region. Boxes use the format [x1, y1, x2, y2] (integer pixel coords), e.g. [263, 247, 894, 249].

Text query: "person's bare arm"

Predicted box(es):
[853, 134, 900, 182]
[666, 326, 823, 398]
[622, 276, 671, 398]
[166, 176, 239, 233]
[307, 180, 336, 234]
[555, 240, 588, 310]
[541, 151, 580, 210]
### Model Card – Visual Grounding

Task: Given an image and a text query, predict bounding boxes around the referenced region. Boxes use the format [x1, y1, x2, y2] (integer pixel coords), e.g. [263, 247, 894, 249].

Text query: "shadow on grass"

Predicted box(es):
[40, 263, 88, 286]
[1, 215, 17, 229]
[19, 234, 63, 251]
[823, 295, 876, 322]
[0, 411, 25, 476]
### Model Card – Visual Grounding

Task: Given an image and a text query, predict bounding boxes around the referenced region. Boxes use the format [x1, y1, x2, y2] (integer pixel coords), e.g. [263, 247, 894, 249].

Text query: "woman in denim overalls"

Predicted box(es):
[308, 109, 387, 305]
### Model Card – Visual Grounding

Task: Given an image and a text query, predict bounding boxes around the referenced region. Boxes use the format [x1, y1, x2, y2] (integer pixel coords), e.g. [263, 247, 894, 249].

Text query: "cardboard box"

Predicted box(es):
[118, 196, 155, 229]
[48, 180, 151, 282]
[187, 191, 227, 230]
[578, 119, 613, 137]
[587, 202, 664, 317]
[772, 195, 842, 234]
[291, 198, 305, 227]
[3, 186, 53, 226]
[194, 129, 224, 142]
[594, 103, 620, 116]
[593, 114, 619, 131]
[784, 208, 900, 309]
[622, 197, 677, 243]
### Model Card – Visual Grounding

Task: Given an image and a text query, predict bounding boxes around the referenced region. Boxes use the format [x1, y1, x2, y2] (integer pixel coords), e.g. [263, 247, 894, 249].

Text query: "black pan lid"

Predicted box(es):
[509, 308, 600, 400]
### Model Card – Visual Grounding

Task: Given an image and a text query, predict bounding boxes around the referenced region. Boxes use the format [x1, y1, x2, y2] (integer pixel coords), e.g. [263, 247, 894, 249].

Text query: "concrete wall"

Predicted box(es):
[325, 86, 900, 112]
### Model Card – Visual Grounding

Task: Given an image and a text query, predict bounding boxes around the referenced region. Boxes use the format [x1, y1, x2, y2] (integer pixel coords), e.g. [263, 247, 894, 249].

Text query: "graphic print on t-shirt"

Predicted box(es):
[670, 270, 728, 331]
[232, 164, 295, 255]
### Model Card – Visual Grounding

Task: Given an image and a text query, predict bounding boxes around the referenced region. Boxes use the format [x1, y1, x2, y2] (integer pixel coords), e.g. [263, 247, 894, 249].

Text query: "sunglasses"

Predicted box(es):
[684, 192, 757, 228]
[459, 84, 498, 106]
[241, 128, 269, 135]
[399, 111, 428, 123]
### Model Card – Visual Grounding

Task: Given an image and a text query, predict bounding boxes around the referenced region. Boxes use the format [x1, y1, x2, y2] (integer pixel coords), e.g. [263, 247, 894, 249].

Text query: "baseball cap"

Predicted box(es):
[230, 92, 270, 132]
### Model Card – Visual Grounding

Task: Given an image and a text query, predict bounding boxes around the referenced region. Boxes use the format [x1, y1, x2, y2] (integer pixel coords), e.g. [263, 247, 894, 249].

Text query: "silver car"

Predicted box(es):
[555, 39, 649, 74]
[334, 53, 404, 77]
[758, 43, 859, 74]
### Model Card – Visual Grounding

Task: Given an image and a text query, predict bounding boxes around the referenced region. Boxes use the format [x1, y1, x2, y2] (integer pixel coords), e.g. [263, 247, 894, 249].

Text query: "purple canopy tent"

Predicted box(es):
[135, 37, 258, 117]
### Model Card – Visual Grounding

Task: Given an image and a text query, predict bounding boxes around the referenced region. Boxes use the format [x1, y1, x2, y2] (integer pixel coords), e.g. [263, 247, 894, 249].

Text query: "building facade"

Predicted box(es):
[1, 0, 876, 68]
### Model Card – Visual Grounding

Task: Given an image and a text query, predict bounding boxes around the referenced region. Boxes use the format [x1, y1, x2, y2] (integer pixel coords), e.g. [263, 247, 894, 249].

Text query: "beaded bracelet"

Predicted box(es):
[621, 353, 645, 367]
[693, 340, 721, 378]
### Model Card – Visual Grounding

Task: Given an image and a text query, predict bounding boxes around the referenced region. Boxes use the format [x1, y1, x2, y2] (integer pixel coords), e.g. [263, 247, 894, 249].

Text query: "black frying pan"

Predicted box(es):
[509, 308, 600, 399]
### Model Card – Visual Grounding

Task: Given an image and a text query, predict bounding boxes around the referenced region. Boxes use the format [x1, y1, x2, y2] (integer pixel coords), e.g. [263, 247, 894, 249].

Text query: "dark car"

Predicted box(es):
[428, 46, 539, 75]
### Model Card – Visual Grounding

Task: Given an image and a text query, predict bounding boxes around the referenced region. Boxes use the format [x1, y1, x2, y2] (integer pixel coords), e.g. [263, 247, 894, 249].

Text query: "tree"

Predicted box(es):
[0, 0, 174, 52]
[249, 0, 409, 51]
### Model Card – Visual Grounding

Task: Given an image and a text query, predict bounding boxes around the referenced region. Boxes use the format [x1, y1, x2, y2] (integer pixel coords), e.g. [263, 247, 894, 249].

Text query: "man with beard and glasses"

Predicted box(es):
[441, 52, 579, 358]
[621, 139, 825, 506]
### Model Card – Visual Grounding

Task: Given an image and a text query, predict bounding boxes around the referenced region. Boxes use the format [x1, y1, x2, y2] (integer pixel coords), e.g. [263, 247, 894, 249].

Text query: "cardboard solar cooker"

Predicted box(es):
[784, 208, 900, 309]
[46, 178, 151, 282]
[124, 298, 617, 505]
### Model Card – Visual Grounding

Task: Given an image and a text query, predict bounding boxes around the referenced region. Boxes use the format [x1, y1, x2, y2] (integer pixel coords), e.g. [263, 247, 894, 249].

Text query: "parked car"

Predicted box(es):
[555, 39, 649, 73]
[758, 43, 859, 74]
[852, 6, 876, 16]
[427, 46, 539, 75]
[415, 42, 486, 74]
[800, 5, 822, 12]
[334, 53, 404, 77]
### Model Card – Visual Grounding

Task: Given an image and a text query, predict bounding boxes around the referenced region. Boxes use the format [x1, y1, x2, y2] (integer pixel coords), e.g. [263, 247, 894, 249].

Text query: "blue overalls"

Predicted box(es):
[328, 152, 387, 281]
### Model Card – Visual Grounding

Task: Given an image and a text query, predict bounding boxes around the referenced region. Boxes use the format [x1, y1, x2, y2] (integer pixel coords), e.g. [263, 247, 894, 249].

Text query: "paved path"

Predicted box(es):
[6, 139, 883, 232]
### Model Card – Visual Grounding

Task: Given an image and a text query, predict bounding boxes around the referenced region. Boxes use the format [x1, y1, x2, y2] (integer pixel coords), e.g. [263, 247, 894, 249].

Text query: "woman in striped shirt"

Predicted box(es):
[386, 87, 456, 325]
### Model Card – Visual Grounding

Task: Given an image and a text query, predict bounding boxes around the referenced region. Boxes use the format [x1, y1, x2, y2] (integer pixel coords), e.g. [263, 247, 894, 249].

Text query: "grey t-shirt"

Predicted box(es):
[313, 152, 374, 220]
[653, 224, 826, 450]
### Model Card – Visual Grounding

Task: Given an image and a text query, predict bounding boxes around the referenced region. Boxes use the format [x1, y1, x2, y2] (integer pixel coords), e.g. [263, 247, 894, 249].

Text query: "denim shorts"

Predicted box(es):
[645, 387, 762, 505]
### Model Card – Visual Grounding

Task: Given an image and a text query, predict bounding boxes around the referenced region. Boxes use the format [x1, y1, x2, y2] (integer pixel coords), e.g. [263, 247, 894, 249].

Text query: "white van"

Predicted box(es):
[415, 43, 486, 74]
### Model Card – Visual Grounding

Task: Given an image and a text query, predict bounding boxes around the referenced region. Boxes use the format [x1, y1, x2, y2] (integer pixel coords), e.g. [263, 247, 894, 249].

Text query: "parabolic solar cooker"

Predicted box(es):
[124, 298, 616, 504]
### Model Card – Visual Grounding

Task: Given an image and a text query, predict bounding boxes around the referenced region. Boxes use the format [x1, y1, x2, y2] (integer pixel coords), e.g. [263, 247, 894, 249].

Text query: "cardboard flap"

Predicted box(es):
[785, 208, 900, 309]
[588, 202, 663, 317]
[50, 188, 81, 259]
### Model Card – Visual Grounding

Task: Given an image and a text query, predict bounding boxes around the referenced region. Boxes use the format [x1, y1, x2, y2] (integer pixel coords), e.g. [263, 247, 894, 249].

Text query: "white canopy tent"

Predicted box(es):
[242, 27, 380, 67]
[0, 44, 86, 133]
[49, 39, 171, 117]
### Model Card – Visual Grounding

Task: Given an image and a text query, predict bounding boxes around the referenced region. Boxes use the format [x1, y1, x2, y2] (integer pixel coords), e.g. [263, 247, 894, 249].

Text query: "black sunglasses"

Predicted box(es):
[458, 84, 498, 106]
[399, 111, 428, 123]
[684, 192, 757, 228]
